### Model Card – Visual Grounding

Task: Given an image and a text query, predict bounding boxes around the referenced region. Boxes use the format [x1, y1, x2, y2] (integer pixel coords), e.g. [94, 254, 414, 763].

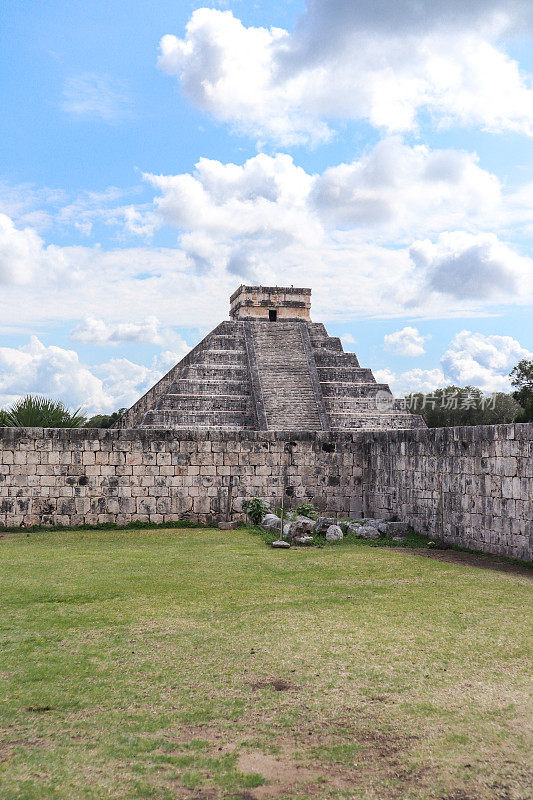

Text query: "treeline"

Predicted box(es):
[404, 387, 522, 427]
[405, 359, 533, 427]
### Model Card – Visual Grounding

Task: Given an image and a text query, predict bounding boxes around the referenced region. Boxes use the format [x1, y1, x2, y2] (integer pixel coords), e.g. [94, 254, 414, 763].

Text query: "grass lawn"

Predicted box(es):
[0, 529, 531, 800]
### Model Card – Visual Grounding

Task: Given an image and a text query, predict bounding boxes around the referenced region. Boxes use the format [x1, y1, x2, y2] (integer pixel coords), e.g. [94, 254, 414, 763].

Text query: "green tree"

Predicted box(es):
[405, 385, 522, 428]
[2, 395, 87, 427]
[84, 409, 126, 428]
[510, 359, 533, 422]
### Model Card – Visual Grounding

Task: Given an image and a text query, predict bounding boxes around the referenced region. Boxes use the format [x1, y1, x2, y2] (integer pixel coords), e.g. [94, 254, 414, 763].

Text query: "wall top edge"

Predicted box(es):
[0, 423, 531, 443]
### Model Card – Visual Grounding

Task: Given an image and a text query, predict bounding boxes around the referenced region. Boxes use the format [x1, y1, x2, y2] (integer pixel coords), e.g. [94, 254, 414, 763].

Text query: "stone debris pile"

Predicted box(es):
[263, 512, 411, 548]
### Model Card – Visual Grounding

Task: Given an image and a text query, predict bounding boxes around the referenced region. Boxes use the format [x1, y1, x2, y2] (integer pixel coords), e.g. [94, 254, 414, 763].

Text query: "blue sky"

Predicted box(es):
[1, 0, 532, 413]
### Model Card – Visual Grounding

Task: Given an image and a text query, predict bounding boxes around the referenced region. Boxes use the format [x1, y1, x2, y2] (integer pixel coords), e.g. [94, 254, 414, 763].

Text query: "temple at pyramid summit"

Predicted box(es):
[116, 286, 425, 431]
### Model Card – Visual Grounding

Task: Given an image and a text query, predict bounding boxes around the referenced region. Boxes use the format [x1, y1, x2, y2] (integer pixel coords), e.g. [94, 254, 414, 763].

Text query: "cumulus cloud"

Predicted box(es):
[158, 4, 533, 144]
[384, 326, 428, 357]
[0, 132, 531, 332]
[0, 337, 112, 412]
[70, 316, 190, 353]
[62, 73, 132, 123]
[374, 367, 445, 396]
[440, 330, 532, 392]
[341, 333, 356, 347]
[311, 138, 500, 236]
[0, 213, 45, 284]
[0, 136, 530, 335]
[411, 231, 533, 300]
[0, 337, 188, 416]
[146, 151, 317, 246]
[376, 329, 532, 395]
[140, 143, 531, 315]
[145, 140, 504, 254]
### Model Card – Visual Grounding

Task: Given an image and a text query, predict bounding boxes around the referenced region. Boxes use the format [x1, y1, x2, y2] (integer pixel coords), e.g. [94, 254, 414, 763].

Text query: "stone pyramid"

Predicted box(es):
[116, 286, 425, 431]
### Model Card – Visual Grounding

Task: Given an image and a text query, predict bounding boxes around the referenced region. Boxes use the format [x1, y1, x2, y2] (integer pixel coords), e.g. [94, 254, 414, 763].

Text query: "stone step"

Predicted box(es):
[156, 394, 252, 412]
[323, 384, 392, 398]
[142, 409, 254, 427]
[168, 379, 248, 395]
[317, 367, 376, 382]
[314, 351, 361, 367]
[192, 350, 249, 365]
[328, 412, 425, 429]
[249, 321, 322, 430]
[181, 366, 248, 381]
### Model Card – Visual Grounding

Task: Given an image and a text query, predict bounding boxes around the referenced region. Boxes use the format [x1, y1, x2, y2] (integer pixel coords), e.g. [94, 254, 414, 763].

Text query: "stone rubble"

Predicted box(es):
[325, 524, 343, 541]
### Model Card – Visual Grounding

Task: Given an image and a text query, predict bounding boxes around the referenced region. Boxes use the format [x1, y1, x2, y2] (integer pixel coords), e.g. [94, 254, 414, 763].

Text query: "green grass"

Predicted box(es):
[0, 528, 531, 800]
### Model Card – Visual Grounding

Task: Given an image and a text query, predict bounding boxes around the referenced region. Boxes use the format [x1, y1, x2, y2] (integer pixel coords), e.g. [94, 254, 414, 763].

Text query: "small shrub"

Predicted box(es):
[3, 395, 86, 428]
[242, 497, 269, 525]
[296, 502, 317, 519]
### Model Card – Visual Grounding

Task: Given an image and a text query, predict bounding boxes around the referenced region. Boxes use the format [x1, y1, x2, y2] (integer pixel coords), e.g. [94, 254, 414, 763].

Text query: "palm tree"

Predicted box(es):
[2, 395, 87, 427]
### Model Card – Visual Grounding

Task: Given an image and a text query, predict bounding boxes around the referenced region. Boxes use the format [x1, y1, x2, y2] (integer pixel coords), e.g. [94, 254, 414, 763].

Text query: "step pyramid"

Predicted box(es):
[116, 286, 425, 431]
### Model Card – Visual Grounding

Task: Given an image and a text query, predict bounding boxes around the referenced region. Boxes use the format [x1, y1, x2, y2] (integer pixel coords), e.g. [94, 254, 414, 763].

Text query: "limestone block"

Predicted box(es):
[326, 525, 343, 541]
[312, 516, 337, 535]
[261, 514, 281, 532]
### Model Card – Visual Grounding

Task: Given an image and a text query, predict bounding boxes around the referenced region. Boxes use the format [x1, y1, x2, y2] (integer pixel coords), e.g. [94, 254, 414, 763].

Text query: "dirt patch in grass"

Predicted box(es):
[406, 547, 533, 577]
[441, 794, 479, 800]
[237, 751, 320, 798]
[249, 678, 298, 692]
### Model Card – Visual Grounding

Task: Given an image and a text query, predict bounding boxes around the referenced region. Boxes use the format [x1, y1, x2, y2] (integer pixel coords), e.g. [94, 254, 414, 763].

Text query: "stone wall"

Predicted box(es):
[363, 423, 532, 562]
[0, 424, 531, 561]
[0, 428, 363, 529]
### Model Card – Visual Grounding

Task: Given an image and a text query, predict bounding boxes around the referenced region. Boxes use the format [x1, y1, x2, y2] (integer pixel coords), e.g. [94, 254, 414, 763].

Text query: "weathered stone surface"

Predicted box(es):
[0, 423, 531, 562]
[392, 536, 407, 542]
[386, 522, 409, 536]
[261, 514, 282, 531]
[271, 539, 291, 548]
[360, 527, 381, 539]
[285, 515, 315, 541]
[313, 516, 337, 535]
[325, 524, 343, 542]
[116, 286, 424, 433]
[346, 522, 362, 536]
[218, 521, 239, 530]
[293, 535, 314, 546]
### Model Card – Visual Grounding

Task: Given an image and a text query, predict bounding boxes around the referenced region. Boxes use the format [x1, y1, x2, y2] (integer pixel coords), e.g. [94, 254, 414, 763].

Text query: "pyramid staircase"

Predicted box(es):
[116, 321, 424, 431]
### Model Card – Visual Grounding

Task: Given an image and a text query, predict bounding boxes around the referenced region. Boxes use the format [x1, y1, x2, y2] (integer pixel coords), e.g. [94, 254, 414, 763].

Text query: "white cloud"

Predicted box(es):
[158, 11, 330, 146]
[340, 333, 356, 347]
[0, 337, 188, 416]
[141, 144, 531, 316]
[374, 366, 445, 396]
[0, 337, 111, 413]
[311, 138, 501, 237]
[384, 326, 428, 357]
[158, 4, 533, 144]
[70, 316, 190, 353]
[440, 330, 533, 392]
[377, 330, 532, 395]
[146, 151, 317, 247]
[0, 131, 531, 332]
[145, 141, 505, 261]
[0, 213, 45, 284]
[0, 135, 530, 337]
[411, 231, 533, 300]
[62, 73, 132, 123]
